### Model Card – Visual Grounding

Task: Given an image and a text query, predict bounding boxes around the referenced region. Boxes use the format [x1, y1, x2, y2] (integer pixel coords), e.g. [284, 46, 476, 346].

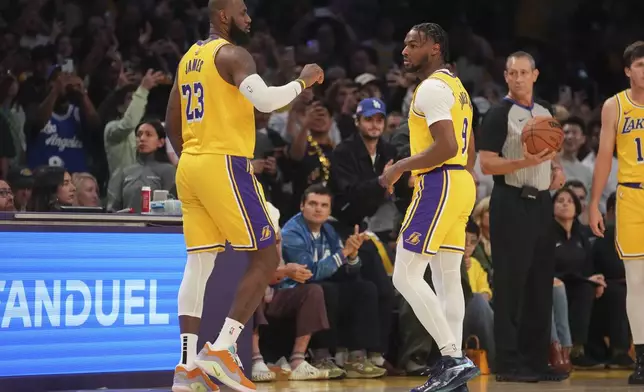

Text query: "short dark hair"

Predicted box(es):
[561, 116, 586, 135]
[506, 51, 536, 70]
[623, 41, 644, 68]
[564, 180, 587, 196]
[411, 23, 449, 61]
[466, 218, 480, 236]
[302, 184, 332, 204]
[606, 192, 616, 214]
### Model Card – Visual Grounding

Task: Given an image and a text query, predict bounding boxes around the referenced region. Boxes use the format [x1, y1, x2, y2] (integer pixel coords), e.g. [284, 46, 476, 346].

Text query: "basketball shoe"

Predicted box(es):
[194, 343, 256, 392]
[172, 364, 220, 392]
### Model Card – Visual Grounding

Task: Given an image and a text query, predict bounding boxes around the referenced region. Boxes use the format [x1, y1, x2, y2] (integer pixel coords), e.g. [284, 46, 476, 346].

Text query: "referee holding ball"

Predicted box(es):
[477, 51, 567, 382]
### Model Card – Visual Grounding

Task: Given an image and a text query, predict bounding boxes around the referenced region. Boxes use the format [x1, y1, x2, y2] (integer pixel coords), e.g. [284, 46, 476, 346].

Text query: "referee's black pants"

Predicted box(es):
[490, 184, 555, 374]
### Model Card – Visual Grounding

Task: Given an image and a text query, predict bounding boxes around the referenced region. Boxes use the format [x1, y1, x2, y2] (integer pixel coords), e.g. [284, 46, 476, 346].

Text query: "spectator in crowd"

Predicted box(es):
[330, 97, 397, 239]
[107, 120, 175, 212]
[286, 100, 335, 218]
[564, 180, 590, 227]
[26, 68, 100, 173]
[550, 277, 573, 374]
[552, 187, 606, 369]
[471, 196, 493, 288]
[559, 117, 593, 195]
[0, 179, 16, 212]
[463, 219, 495, 371]
[103, 70, 165, 176]
[384, 111, 403, 140]
[324, 78, 359, 139]
[71, 172, 100, 207]
[6, 166, 33, 211]
[27, 165, 75, 212]
[280, 184, 386, 379]
[252, 202, 330, 382]
[252, 108, 286, 206]
[329, 97, 398, 373]
[580, 119, 617, 213]
[588, 192, 633, 369]
[0, 73, 23, 172]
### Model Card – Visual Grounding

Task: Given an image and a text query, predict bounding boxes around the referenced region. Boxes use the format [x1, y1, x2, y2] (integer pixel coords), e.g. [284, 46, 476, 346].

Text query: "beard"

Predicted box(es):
[360, 131, 380, 141]
[230, 22, 250, 46]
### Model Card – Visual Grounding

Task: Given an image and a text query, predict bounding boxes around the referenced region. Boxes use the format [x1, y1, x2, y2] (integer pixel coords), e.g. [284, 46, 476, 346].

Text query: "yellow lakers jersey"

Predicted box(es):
[177, 38, 255, 157]
[615, 89, 644, 183]
[408, 70, 473, 176]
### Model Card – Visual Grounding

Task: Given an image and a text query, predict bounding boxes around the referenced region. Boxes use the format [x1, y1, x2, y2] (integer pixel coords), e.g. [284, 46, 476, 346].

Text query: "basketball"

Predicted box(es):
[521, 116, 564, 155]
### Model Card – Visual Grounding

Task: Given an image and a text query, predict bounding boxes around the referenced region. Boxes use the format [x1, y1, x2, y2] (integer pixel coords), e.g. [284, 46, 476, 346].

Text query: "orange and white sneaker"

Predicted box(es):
[194, 343, 256, 392]
[171, 364, 220, 392]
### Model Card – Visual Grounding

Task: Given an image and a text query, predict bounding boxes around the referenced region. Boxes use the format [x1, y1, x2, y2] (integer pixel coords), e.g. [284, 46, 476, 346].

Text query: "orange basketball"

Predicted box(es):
[521, 116, 564, 155]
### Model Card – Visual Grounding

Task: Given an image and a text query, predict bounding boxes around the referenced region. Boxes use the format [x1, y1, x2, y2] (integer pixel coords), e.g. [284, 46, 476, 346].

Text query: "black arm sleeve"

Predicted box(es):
[477, 104, 510, 154]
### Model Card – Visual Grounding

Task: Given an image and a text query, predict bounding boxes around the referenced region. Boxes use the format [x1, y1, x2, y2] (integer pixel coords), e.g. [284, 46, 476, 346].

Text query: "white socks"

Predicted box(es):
[178, 252, 216, 367]
[212, 317, 245, 350]
[625, 259, 644, 344]
[180, 333, 199, 367]
[178, 252, 217, 318]
[392, 243, 462, 357]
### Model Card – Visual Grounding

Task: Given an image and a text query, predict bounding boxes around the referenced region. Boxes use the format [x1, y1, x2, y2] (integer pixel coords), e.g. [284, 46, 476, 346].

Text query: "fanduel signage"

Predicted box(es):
[0, 279, 170, 328]
[0, 231, 186, 377]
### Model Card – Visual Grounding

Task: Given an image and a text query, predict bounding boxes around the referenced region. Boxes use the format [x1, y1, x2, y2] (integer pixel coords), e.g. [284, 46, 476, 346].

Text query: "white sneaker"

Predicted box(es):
[289, 360, 330, 381]
[251, 361, 275, 383]
[275, 357, 292, 372]
[267, 357, 292, 381]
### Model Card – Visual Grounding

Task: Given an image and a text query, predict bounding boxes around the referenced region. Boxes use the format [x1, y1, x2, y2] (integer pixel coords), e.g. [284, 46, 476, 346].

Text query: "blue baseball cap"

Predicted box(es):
[356, 98, 386, 118]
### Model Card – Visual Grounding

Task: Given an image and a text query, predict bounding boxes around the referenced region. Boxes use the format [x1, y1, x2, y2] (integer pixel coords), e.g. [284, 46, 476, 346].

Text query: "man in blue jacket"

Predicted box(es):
[280, 184, 386, 379]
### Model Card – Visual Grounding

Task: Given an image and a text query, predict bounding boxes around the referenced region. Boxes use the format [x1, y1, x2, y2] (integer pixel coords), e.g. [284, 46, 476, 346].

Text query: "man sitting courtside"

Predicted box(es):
[280, 184, 386, 379]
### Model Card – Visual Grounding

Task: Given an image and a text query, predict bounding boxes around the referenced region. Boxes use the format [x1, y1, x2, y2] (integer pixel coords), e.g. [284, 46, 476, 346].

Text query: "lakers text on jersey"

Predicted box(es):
[176, 38, 275, 253]
[399, 70, 476, 255]
[614, 90, 644, 260]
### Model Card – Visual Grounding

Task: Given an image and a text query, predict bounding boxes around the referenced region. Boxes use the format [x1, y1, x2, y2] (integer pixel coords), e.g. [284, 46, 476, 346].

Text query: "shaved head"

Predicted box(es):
[208, 0, 251, 45]
[208, 0, 229, 14]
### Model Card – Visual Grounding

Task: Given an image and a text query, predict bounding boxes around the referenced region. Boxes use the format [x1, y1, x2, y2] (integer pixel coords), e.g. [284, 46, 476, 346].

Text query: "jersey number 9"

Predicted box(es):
[461, 118, 469, 155]
[181, 82, 205, 123]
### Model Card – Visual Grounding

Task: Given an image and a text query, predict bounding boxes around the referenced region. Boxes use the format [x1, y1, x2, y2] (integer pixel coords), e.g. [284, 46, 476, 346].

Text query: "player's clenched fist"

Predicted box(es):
[299, 64, 324, 87]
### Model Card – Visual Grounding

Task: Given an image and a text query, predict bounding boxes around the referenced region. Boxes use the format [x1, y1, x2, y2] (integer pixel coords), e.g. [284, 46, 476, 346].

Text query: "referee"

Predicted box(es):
[477, 51, 566, 382]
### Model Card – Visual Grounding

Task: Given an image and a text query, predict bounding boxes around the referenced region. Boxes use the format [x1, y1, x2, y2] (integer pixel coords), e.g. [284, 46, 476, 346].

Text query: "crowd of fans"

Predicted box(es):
[0, 0, 639, 384]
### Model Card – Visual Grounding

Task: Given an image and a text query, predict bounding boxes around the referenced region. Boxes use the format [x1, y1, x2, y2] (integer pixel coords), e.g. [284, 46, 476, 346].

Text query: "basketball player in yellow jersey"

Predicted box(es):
[589, 41, 644, 385]
[163, 0, 323, 391]
[379, 23, 478, 392]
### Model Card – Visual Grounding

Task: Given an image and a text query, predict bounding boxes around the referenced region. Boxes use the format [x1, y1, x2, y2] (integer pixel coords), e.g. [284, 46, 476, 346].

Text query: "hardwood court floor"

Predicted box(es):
[63, 371, 644, 392]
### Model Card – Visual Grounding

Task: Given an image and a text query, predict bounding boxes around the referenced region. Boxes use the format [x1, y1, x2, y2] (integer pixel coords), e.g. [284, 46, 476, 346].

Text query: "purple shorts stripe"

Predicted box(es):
[398, 176, 426, 237]
[400, 170, 449, 255]
[228, 156, 275, 250]
[249, 172, 276, 233]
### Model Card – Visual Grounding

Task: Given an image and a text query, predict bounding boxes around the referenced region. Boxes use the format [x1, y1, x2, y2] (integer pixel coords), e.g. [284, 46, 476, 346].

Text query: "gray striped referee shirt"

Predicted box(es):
[478, 97, 553, 190]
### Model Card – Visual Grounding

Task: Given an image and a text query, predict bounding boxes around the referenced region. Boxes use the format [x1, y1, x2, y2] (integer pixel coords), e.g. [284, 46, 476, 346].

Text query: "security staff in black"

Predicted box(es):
[478, 51, 567, 382]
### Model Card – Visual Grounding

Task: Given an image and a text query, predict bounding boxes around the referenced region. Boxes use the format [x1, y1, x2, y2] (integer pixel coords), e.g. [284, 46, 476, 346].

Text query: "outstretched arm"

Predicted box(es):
[216, 45, 322, 113]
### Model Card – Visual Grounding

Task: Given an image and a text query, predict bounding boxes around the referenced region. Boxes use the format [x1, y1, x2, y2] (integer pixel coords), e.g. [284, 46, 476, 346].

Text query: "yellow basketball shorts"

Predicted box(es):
[176, 153, 276, 253]
[399, 166, 476, 256]
[615, 183, 644, 260]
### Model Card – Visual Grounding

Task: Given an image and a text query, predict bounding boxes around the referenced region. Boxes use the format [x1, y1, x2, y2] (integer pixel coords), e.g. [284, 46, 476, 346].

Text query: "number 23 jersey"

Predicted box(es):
[177, 38, 256, 158]
[408, 69, 473, 176]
